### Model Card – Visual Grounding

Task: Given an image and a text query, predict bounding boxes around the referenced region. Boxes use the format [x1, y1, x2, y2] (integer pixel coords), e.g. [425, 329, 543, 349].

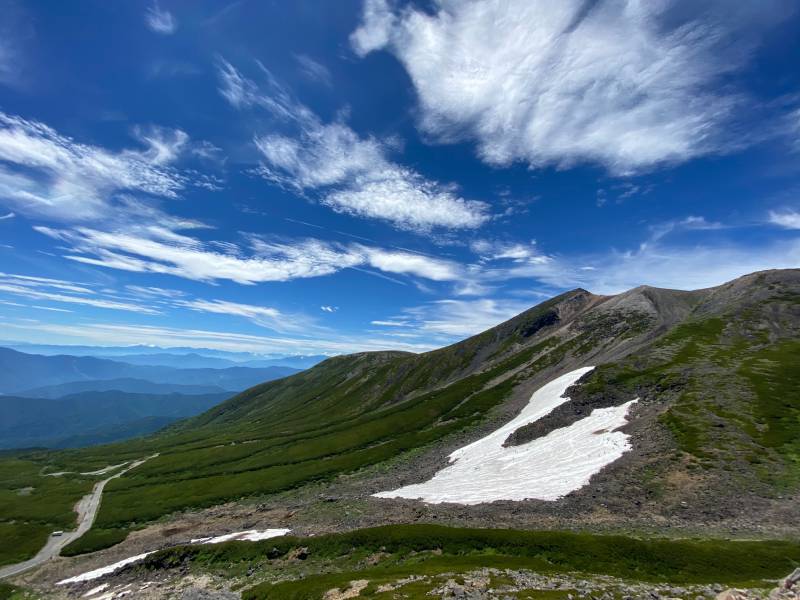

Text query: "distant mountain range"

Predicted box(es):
[0, 342, 328, 369]
[94, 352, 327, 370]
[0, 347, 302, 395]
[0, 390, 231, 449]
[0, 347, 305, 449]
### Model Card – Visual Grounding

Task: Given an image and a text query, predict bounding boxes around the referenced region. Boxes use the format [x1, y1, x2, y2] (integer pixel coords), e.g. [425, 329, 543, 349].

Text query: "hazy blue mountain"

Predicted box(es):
[18, 378, 228, 400]
[238, 355, 328, 369]
[0, 342, 330, 368]
[0, 347, 301, 394]
[95, 353, 327, 370]
[96, 353, 241, 369]
[0, 390, 231, 449]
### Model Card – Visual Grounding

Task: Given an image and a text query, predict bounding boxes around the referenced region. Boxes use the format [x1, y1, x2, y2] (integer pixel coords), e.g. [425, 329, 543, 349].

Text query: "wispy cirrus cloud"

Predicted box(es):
[294, 54, 332, 87]
[0, 321, 437, 355]
[175, 298, 317, 335]
[35, 225, 463, 285]
[352, 0, 795, 174]
[218, 60, 489, 231]
[0, 112, 189, 221]
[0, 272, 160, 315]
[481, 237, 800, 295]
[145, 2, 177, 34]
[0, 211, 14, 220]
[395, 297, 533, 339]
[0, 38, 16, 87]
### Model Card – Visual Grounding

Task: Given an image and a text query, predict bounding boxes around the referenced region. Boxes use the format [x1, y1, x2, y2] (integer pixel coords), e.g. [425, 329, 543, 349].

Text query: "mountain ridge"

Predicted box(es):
[1, 268, 798, 576]
[0, 348, 301, 394]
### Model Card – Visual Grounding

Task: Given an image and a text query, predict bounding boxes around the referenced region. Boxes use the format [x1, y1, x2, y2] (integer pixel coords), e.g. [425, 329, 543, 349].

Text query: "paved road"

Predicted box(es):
[0, 454, 157, 580]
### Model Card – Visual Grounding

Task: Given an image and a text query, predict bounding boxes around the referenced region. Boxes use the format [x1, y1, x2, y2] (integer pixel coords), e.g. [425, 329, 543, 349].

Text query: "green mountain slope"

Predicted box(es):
[2, 269, 798, 567]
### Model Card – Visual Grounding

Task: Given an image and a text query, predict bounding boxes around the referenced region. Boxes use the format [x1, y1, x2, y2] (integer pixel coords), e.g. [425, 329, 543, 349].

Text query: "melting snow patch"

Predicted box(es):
[373, 366, 638, 504]
[83, 583, 109, 597]
[190, 528, 291, 544]
[57, 528, 291, 586]
[58, 552, 156, 585]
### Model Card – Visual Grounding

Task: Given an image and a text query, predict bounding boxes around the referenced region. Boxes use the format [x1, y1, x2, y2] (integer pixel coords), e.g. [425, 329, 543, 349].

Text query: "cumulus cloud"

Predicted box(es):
[219, 60, 489, 231]
[145, 2, 177, 34]
[0, 112, 188, 221]
[769, 209, 800, 230]
[352, 0, 794, 174]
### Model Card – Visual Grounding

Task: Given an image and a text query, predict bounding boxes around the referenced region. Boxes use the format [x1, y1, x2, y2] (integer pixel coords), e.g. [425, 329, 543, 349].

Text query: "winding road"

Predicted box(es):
[0, 454, 157, 580]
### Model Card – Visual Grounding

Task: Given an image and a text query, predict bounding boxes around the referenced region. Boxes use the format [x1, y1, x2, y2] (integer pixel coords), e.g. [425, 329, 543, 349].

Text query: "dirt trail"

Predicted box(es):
[0, 454, 158, 580]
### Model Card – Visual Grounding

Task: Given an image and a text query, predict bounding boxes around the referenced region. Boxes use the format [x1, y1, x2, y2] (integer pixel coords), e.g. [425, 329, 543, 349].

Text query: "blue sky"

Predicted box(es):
[0, 0, 799, 356]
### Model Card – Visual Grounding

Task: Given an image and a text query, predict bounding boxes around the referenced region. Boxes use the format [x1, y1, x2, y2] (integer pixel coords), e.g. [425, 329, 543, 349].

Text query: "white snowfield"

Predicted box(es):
[190, 528, 291, 545]
[374, 366, 638, 504]
[57, 529, 291, 586]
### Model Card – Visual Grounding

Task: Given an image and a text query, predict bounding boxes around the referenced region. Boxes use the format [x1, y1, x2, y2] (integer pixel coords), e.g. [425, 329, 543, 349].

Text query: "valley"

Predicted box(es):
[1, 269, 799, 599]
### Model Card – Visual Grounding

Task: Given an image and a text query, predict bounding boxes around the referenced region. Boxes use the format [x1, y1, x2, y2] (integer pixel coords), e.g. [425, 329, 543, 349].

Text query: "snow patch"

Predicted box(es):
[58, 552, 155, 585]
[83, 583, 108, 597]
[190, 528, 291, 544]
[373, 366, 638, 504]
[57, 528, 290, 586]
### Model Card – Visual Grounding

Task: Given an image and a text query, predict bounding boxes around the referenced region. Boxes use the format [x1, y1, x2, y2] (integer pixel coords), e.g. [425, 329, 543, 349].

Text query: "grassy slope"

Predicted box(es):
[581, 274, 800, 488]
[134, 524, 800, 599]
[0, 458, 94, 566]
[1, 271, 798, 567]
[0, 291, 599, 562]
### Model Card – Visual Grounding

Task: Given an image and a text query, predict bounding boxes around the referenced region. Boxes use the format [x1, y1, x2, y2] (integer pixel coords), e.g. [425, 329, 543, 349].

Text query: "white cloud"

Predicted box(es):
[352, 0, 793, 174]
[131, 125, 189, 165]
[0, 272, 94, 294]
[500, 237, 800, 295]
[219, 61, 489, 231]
[35, 226, 464, 286]
[648, 215, 724, 242]
[769, 209, 800, 230]
[470, 239, 547, 263]
[31, 305, 72, 313]
[0, 38, 15, 86]
[176, 298, 316, 334]
[0, 272, 159, 315]
[145, 2, 177, 34]
[0, 211, 14, 220]
[216, 58, 313, 122]
[399, 298, 532, 338]
[125, 284, 186, 299]
[0, 112, 188, 221]
[363, 247, 460, 281]
[1, 321, 437, 356]
[320, 305, 337, 313]
[294, 54, 332, 87]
